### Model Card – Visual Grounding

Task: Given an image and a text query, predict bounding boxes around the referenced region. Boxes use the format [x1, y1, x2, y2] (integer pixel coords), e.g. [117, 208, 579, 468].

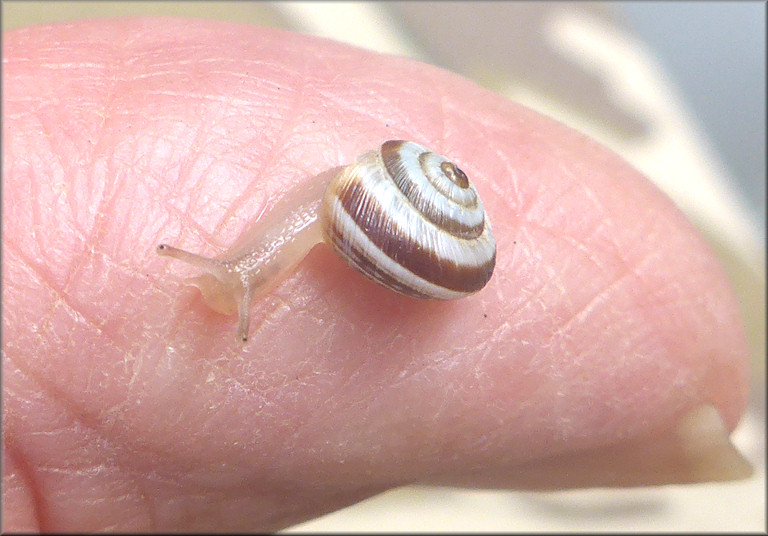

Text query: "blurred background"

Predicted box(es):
[3, 1, 765, 531]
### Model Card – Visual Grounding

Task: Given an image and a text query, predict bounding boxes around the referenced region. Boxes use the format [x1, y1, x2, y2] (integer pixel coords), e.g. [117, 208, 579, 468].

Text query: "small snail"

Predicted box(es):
[157, 140, 496, 341]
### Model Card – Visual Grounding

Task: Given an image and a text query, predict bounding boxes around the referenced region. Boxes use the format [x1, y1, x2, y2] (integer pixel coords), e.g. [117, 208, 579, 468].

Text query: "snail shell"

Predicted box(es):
[157, 140, 496, 341]
[322, 140, 496, 299]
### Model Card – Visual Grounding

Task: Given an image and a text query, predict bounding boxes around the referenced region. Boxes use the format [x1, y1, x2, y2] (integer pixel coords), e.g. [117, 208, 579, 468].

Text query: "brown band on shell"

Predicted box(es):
[329, 179, 495, 293]
[325, 223, 442, 299]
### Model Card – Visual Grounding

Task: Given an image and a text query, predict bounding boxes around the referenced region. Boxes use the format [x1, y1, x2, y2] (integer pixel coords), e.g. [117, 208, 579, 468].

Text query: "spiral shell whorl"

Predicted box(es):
[321, 140, 496, 300]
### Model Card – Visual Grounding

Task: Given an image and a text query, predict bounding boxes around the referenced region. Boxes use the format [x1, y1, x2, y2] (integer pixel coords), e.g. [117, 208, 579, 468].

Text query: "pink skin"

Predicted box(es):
[2, 18, 750, 532]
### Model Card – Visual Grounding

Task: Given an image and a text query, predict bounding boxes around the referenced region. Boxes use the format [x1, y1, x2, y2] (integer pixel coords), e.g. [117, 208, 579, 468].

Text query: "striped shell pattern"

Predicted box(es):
[321, 140, 496, 299]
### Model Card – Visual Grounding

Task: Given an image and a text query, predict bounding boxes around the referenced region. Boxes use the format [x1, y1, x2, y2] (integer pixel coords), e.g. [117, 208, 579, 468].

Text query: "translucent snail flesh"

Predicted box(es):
[157, 140, 496, 341]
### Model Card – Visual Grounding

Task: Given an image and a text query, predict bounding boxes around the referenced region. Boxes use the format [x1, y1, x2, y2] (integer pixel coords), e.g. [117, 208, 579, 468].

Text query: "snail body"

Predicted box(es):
[157, 140, 496, 341]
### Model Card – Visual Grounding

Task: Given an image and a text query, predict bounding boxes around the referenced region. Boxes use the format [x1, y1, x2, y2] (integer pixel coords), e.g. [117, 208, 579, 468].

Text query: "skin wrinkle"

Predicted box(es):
[557, 231, 613, 275]
[35, 462, 112, 478]
[193, 57, 312, 241]
[485, 232, 567, 327]
[24, 113, 75, 273]
[277, 313, 445, 469]
[377, 331, 473, 396]
[211, 96, 305, 233]
[549, 243, 660, 340]
[273, 384, 358, 467]
[3, 282, 223, 505]
[389, 360, 470, 448]
[122, 49, 294, 240]
[310, 83, 428, 137]
[440, 88, 528, 139]
[516, 218, 625, 280]
[522, 204, 625, 283]
[4, 439, 46, 532]
[173, 143, 229, 244]
[4, 373, 136, 532]
[50, 460, 160, 532]
[311, 331, 475, 461]
[84, 167, 126, 275]
[415, 374, 494, 468]
[432, 89, 451, 149]
[384, 84, 441, 136]
[38, 61, 104, 70]
[6, 335, 123, 467]
[14, 94, 111, 294]
[3, 244, 111, 347]
[188, 350, 341, 462]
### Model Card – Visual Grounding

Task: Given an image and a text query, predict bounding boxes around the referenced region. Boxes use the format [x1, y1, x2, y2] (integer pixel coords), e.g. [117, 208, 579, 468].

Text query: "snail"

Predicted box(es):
[157, 140, 496, 342]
